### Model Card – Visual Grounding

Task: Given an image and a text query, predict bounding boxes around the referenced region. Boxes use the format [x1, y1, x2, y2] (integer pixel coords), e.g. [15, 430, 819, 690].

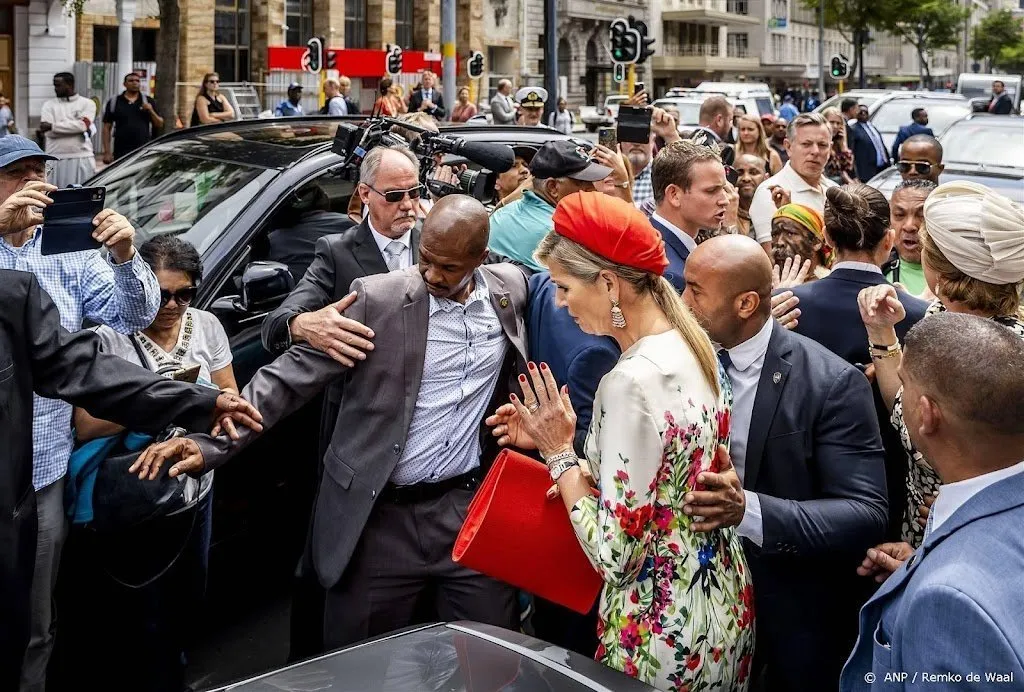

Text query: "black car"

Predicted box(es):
[86, 116, 576, 643]
[209, 622, 658, 692]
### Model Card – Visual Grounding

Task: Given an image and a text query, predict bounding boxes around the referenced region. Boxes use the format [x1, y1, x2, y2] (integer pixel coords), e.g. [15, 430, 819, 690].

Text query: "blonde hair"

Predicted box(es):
[921, 226, 1024, 318]
[735, 113, 772, 164]
[534, 232, 720, 397]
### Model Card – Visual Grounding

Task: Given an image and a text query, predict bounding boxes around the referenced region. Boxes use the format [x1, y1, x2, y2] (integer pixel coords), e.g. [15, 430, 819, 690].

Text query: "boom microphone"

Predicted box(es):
[446, 139, 516, 173]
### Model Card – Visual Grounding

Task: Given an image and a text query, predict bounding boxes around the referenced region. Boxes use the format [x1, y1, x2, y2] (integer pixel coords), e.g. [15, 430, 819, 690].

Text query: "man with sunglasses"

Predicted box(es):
[0, 135, 162, 692]
[895, 134, 944, 185]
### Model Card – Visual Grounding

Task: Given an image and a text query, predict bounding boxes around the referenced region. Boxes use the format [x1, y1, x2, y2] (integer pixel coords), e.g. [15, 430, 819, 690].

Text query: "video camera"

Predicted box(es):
[331, 116, 515, 205]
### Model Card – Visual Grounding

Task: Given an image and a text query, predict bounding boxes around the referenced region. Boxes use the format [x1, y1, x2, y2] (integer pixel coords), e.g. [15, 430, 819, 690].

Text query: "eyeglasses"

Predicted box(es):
[897, 161, 933, 176]
[367, 184, 425, 203]
[160, 287, 197, 307]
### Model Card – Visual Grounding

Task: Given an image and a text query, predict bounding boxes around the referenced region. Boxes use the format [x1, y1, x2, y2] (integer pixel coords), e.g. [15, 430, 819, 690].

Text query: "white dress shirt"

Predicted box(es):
[928, 461, 1024, 537]
[831, 260, 882, 275]
[719, 317, 774, 546]
[368, 219, 413, 270]
[748, 163, 837, 245]
[650, 212, 697, 255]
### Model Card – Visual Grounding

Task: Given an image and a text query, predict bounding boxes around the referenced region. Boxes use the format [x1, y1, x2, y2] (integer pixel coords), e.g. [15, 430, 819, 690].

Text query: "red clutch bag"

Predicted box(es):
[452, 449, 603, 615]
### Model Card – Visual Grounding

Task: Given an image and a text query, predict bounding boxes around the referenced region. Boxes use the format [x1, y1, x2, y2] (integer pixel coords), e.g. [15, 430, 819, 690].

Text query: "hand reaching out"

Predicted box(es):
[857, 542, 915, 583]
[772, 255, 811, 289]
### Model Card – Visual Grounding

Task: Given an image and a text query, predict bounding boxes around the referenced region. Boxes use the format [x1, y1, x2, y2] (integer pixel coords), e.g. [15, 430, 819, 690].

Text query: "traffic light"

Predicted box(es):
[305, 36, 324, 73]
[830, 54, 849, 79]
[610, 17, 640, 64]
[386, 45, 403, 75]
[326, 50, 338, 71]
[631, 18, 656, 64]
[467, 51, 485, 79]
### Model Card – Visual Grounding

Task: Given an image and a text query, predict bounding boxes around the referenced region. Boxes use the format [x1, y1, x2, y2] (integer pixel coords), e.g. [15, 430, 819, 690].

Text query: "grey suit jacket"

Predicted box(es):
[490, 93, 515, 125]
[194, 263, 529, 588]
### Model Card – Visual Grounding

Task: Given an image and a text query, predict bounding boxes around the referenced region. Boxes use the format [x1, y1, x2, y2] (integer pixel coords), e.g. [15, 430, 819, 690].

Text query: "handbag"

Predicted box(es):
[452, 449, 603, 615]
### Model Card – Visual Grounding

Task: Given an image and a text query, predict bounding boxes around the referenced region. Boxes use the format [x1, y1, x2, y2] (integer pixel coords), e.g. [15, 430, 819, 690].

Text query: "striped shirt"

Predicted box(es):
[0, 227, 160, 489]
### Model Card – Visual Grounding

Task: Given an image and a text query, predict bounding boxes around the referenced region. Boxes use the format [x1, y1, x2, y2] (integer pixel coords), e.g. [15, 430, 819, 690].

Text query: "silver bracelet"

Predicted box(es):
[544, 448, 577, 467]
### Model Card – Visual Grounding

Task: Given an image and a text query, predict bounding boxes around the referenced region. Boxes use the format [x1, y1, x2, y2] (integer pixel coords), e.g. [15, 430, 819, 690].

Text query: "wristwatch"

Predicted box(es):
[545, 449, 580, 481]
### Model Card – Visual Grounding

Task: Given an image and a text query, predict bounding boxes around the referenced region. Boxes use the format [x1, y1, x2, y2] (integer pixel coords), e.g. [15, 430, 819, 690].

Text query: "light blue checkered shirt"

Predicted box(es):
[632, 162, 653, 210]
[0, 228, 160, 489]
[390, 270, 508, 486]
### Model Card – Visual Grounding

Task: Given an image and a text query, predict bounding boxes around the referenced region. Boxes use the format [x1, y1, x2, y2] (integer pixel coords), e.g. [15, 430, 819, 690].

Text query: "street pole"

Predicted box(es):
[817, 0, 825, 96]
[441, 0, 456, 122]
[543, 0, 557, 125]
[627, 64, 635, 99]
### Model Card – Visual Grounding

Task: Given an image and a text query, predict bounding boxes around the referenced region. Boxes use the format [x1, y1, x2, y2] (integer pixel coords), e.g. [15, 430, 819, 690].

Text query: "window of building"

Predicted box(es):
[285, 0, 313, 47]
[727, 33, 749, 58]
[215, 0, 250, 82]
[345, 0, 367, 48]
[134, 29, 157, 62]
[395, 0, 413, 49]
[93, 27, 158, 63]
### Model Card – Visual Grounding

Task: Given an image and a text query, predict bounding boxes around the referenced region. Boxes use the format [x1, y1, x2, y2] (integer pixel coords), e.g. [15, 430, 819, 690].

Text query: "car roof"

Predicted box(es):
[955, 112, 1024, 124]
[877, 91, 968, 102]
[141, 117, 572, 169]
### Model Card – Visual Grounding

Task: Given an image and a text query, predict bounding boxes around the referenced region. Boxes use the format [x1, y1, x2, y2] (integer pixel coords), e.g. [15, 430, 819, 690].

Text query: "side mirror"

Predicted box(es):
[239, 261, 295, 312]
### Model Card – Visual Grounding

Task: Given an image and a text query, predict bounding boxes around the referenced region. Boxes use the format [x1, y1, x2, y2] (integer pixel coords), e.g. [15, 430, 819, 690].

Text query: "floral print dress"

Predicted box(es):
[568, 330, 755, 692]
[892, 301, 1024, 547]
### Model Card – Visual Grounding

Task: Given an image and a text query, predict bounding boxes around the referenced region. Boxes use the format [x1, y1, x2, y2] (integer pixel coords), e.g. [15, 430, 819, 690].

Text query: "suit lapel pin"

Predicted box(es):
[773, 371, 782, 384]
[499, 296, 509, 309]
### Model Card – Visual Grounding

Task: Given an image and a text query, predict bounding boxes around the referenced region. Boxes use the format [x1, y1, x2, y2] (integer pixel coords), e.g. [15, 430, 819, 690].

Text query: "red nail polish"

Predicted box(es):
[540, 363, 548, 370]
[519, 375, 527, 382]
[528, 362, 535, 370]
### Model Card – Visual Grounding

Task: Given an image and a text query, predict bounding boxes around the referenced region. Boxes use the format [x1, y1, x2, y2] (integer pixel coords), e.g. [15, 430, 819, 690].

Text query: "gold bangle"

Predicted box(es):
[871, 348, 901, 360]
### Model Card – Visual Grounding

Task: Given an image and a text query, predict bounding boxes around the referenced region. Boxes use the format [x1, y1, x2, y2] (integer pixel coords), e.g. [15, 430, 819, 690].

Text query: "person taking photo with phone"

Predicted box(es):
[63, 235, 236, 691]
[0, 134, 162, 692]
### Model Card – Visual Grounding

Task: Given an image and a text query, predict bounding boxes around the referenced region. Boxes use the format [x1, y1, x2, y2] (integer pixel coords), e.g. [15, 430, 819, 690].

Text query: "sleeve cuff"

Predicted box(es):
[738, 490, 763, 547]
[107, 249, 142, 272]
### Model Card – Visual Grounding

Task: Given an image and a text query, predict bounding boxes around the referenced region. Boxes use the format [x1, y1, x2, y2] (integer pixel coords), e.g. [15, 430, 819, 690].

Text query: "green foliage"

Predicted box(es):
[971, 9, 1024, 71]
[60, 0, 87, 15]
[877, 0, 970, 83]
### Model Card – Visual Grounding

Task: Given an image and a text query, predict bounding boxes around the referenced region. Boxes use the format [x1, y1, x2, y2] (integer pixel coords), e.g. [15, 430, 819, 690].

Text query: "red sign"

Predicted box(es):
[268, 47, 442, 77]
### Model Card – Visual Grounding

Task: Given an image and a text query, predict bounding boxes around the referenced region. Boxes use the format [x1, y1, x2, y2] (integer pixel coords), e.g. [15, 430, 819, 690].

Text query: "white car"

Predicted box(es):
[582, 95, 629, 131]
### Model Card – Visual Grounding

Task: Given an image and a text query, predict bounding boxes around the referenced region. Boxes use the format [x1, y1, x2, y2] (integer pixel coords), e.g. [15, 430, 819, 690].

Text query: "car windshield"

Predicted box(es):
[870, 100, 971, 135]
[652, 100, 702, 124]
[91, 149, 277, 255]
[959, 83, 1018, 100]
[942, 120, 1024, 167]
[819, 93, 883, 111]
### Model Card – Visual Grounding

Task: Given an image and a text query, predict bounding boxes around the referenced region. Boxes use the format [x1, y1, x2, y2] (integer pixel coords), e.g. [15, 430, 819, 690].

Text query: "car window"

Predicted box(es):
[942, 121, 1024, 167]
[870, 100, 971, 135]
[652, 100, 702, 125]
[92, 150, 276, 255]
[755, 97, 774, 116]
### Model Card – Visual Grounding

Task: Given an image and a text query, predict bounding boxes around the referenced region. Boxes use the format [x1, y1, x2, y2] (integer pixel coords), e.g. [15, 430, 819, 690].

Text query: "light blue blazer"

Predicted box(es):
[840, 469, 1024, 690]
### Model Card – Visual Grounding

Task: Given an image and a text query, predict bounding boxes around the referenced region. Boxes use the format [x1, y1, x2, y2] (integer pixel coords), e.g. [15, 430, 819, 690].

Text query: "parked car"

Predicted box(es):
[651, 96, 705, 137]
[84, 117, 575, 620]
[687, 82, 776, 119]
[208, 621, 659, 691]
[867, 114, 1024, 204]
[582, 94, 629, 131]
[861, 91, 972, 151]
[956, 73, 1021, 113]
[815, 88, 892, 114]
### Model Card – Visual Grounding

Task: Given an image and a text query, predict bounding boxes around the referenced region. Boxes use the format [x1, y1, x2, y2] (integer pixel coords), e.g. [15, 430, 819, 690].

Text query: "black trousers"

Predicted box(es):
[323, 486, 518, 650]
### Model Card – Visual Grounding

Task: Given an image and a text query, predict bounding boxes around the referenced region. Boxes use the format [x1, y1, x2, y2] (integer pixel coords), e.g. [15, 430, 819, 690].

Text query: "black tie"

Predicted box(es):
[717, 349, 733, 372]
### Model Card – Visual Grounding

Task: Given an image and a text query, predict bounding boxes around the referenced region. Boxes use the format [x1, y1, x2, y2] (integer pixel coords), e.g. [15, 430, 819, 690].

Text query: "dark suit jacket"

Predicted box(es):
[890, 122, 934, 160]
[742, 321, 888, 692]
[647, 216, 689, 293]
[527, 272, 619, 456]
[267, 210, 355, 285]
[197, 264, 529, 589]
[408, 88, 447, 119]
[990, 92, 1013, 115]
[262, 219, 420, 457]
[851, 122, 889, 182]
[788, 267, 929, 540]
[0, 270, 220, 689]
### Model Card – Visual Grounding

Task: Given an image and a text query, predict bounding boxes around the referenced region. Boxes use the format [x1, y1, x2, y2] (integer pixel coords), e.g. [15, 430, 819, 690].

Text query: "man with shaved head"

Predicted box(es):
[139, 194, 529, 648]
[681, 235, 887, 692]
[895, 134, 943, 185]
[844, 312, 1024, 690]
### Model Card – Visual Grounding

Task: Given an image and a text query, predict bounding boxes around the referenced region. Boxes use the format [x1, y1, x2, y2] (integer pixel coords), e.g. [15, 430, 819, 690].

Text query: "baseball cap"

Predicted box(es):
[529, 141, 611, 182]
[287, 82, 303, 91]
[515, 86, 548, 109]
[0, 135, 57, 170]
[511, 145, 539, 164]
[760, 113, 776, 123]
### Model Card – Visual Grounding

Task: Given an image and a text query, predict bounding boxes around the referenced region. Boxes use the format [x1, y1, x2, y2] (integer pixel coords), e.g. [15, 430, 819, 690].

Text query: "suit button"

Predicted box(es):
[371, 489, 376, 498]
[393, 444, 401, 455]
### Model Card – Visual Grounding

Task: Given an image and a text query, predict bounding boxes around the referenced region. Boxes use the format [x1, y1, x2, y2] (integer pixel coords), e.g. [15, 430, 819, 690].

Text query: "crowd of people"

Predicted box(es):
[4, 66, 1023, 692]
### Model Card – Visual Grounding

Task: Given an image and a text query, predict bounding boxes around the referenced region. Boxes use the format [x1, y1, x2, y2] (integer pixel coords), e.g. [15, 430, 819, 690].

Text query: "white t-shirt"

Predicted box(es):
[94, 308, 232, 504]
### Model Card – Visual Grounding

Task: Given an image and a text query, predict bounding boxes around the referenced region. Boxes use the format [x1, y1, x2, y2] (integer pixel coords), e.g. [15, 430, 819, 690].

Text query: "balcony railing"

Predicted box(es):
[663, 0, 751, 16]
[727, 44, 751, 58]
[663, 43, 722, 58]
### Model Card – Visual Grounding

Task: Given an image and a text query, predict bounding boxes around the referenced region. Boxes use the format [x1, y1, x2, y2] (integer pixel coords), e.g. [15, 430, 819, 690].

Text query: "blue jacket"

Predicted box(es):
[526, 272, 619, 456]
[647, 215, 689, 293]
[841, 470, 1024, 691]
[890, 122, 933, 161]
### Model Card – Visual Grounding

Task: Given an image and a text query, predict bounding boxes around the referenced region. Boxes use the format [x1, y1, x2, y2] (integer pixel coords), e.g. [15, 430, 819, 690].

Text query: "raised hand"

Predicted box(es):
[91, 209, 137, 263]
[858, 284, 906, 334]
[772, 255, 811, 289]
[771, 290, 801, 331]
[769, 184, 791, 209]
[0, 181, 55, 236]
[508, 362, 576, 458]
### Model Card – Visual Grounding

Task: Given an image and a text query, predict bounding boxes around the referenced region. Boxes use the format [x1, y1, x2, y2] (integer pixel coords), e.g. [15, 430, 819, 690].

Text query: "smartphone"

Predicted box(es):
[616, 105, 653, 144]
[597, 126, 617, 151]
[634, 82, 645, 95]
[171, 364, 201, 384]
[40, 186, 106, 256]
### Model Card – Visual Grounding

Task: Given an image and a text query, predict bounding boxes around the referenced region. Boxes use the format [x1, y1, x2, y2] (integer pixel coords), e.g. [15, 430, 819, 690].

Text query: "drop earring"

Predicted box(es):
[610, 300, 626, 329]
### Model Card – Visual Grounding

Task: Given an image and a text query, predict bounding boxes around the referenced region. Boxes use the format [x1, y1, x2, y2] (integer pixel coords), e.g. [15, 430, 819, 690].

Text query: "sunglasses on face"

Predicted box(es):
[160, 287, 197, 307]
[897, 161, 932, 176]
[368, 184, 426, 203]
